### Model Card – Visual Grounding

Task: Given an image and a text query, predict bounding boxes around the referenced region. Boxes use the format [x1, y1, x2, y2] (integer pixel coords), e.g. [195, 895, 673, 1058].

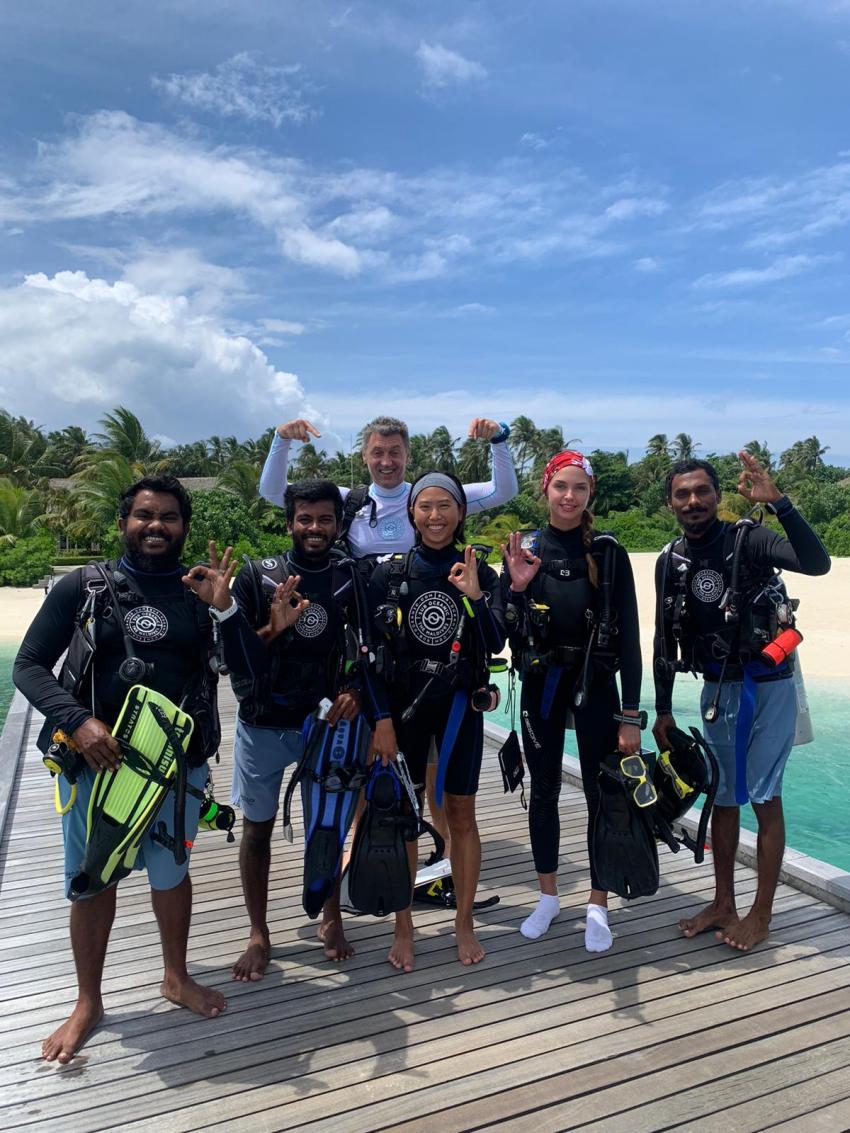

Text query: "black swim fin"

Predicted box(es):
[592, 752, 659, 900]
[347, 762, 417, 918]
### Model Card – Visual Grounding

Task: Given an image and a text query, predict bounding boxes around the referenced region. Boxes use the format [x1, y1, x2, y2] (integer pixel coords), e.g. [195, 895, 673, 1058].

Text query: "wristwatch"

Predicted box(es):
[490, 422, 511, 444]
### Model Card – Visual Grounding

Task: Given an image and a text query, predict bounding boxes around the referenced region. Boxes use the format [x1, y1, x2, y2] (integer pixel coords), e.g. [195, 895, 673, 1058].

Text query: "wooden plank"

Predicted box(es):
[1, 692, 848, 1133]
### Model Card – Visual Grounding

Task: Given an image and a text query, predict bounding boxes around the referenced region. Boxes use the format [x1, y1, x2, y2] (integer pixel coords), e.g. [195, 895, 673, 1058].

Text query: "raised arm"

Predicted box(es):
[258, 419, 322, 507]
[462, 419, 519, 512]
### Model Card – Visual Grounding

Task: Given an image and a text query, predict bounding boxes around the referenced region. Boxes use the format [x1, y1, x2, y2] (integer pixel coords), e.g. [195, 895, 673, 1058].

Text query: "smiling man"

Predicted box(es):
[653, 454, 830, 953]
[191, 480, 379, 981]
[259, 413, 518, 564]
[13, 476, 225, 1064]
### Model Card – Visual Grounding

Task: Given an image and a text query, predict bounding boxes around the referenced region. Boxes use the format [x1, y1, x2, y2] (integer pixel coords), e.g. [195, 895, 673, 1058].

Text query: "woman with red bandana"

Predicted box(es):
[501, 451, 643, 952]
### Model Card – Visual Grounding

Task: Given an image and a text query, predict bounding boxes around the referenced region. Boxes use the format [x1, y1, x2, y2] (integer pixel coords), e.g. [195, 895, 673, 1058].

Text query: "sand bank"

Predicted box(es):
[1, 557, 848, 680]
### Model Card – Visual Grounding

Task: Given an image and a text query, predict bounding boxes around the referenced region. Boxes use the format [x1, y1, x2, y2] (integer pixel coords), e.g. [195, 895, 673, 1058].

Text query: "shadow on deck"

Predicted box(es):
[1, 690, 849, 1132]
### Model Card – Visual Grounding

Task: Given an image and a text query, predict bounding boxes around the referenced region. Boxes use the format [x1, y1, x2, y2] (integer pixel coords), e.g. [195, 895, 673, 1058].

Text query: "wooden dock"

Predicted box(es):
[2, 689, 849, 1132]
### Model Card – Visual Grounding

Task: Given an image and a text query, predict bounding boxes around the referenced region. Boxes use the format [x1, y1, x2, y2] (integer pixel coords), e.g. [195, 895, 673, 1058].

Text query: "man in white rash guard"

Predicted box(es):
[259, 414, 518, 561]
[259, 413, 518, 858]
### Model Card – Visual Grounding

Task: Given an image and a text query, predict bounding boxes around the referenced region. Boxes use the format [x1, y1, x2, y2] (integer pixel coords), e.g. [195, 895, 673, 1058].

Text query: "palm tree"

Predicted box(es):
[0, 479, 46, 545]
[216, 460, 275, 523]
[646, 434, 670, 458]
[0, 413, 62, 486]
[671, 433, 699, 461]
[780, 436, 830, 476]
[45, 425, 91, 476]
[426, 426, 458, 473]
[743, 440, 774, 473]
[456, 437, 491, 483]
[509, 415, 539, 476]
[93, 407, 163, 468]
[67, 455, 137, 544]
[292, 443, 327, 480]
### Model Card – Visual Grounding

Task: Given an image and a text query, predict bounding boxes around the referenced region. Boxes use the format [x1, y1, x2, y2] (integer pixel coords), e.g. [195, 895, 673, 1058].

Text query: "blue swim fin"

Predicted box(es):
[282, 709, 371, 919]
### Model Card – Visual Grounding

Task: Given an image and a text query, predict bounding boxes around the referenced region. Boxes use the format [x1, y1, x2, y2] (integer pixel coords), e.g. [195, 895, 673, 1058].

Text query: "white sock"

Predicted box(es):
[585, 903, 613, 953]
[520, 893, 561, 940]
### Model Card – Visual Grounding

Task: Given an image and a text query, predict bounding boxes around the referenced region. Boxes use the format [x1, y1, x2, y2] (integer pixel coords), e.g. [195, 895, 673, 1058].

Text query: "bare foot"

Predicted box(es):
[318, 916, 354, 962]
[679, 901, 739, 939]
[162, 975, 226, 1017]
[388, 923, 415, 973]
[717, 909, 771, 951]
[231, 933, 270, 982]
[42, 1000, 104, 1064]
[456, 925, 485, 966]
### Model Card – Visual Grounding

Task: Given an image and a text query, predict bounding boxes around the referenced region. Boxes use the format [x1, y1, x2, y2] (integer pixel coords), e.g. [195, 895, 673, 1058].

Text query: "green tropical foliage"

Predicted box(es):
[0, 404, 848, 584]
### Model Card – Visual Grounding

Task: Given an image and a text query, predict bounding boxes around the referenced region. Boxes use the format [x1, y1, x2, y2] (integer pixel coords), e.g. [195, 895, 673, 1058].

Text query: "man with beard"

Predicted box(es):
[184, 480, 379, 982]
[14, 476, 225, 1065]
[653, 453, 830, 952]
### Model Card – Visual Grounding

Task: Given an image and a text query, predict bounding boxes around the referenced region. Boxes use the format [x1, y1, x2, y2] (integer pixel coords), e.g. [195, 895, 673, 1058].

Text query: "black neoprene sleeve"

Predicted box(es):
[12, 570, 93, 737]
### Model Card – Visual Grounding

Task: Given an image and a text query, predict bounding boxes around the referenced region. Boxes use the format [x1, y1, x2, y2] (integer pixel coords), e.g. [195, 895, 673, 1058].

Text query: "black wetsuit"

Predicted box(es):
[221, 551, 378, 729]
[653, 501, 831, 711]
[504, 526, 642, 886]
[13, 557, 216, 766]
[370, 544, 506, 795]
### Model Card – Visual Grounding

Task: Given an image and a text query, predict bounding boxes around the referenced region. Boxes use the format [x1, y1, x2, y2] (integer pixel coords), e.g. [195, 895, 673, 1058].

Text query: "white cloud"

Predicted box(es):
[693, 254, 832, 289]
[520, 132, 549, 152]
[415, 42, 487, 89]
[153, 53, 317, 128]
[0, 271, 317, 439]
[258, 318, 306, 335]
[450, 302, 496, 316]
[634, 256, 661, 273]
[0, 111, 672, 285]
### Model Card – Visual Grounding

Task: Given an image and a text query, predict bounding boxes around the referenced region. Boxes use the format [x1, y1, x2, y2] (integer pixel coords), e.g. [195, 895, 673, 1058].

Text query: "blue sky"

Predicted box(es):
[1, 0, 849, 463]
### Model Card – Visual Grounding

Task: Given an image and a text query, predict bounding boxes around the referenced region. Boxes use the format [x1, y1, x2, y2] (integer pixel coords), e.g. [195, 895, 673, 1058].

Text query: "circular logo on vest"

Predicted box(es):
[691, 569, 724, 604]
[379, 517, 403, 541]
[408, 590, 459, 647]
[296, 603, 329, 639]
[124, 605, 169, 643]
[261, 558, 278, 571]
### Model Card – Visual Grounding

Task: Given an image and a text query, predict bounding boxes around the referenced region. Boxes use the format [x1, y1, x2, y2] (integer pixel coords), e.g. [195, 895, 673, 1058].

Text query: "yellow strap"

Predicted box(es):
[55, 779, 76, 816]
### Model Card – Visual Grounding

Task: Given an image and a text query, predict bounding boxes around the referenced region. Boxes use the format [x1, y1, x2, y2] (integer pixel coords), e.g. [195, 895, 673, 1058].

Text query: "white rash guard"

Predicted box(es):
[258, 432, 519, 558]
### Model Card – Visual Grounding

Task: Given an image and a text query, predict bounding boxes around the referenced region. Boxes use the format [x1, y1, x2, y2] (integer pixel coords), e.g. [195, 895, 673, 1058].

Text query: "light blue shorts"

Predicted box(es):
[231, 719, 304, 822]
[61, 761, 208, 900]
[701, 677, 797, 807]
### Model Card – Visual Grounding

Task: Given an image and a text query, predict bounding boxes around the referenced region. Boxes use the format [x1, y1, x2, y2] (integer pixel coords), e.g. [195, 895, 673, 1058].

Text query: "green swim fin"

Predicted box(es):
[69, 685, 194, 900]
[592, 751, 659, 900]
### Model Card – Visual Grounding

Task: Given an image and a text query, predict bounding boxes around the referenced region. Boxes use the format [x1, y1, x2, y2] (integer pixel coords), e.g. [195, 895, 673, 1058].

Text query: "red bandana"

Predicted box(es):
[541, 450, 595, 495]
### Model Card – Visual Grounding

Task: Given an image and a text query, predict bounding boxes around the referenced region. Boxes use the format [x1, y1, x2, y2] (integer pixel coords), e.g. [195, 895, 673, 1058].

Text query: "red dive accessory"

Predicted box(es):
[760, 626, 803, 669]
[541, 450, 595, 495]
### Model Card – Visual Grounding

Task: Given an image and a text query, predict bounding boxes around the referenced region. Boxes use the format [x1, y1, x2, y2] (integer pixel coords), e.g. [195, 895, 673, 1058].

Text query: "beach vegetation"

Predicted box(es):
[1, 405, 848, 580]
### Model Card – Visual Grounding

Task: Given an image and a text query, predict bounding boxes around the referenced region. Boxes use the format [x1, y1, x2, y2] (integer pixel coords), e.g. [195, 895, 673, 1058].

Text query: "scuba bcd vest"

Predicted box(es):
[232, 549, 370, 721]
[335, 484, 377, 555]
[656, 509, 801, 720]
[372, 545, 494, 699]
[39, 560, 221, 766]
[505, 529, 621, 706]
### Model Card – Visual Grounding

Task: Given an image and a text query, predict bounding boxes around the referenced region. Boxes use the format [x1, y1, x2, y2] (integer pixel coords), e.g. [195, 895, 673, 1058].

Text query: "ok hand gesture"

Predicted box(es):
[182, 542, 235, 610]
[737, 451, 782, 506]
[501, 531, 541, 593]
[268, 575, 310, 638]
[448, 545, 483, 601]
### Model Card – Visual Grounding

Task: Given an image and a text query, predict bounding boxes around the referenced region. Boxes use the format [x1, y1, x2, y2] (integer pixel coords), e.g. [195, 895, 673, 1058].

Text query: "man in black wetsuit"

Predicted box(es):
[183, 480, 378, 981]
[653, 452, 830, 951]
[13, 476, 225, 1065]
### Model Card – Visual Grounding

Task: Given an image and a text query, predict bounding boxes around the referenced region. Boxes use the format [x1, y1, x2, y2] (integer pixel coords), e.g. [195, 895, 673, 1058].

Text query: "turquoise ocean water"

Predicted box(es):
[490, 668, 850, 873]
[0, 643, 847, 871]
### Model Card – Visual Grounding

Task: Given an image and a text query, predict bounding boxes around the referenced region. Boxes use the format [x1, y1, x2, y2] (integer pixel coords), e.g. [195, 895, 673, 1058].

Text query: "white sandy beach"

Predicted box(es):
[2, 555, 849, 679]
